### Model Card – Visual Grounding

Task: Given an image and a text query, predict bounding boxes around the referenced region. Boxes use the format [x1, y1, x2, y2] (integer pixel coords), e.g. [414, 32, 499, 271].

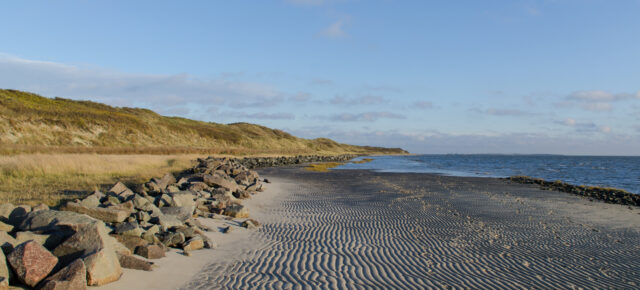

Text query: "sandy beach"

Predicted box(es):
[105, 166, 640, 289]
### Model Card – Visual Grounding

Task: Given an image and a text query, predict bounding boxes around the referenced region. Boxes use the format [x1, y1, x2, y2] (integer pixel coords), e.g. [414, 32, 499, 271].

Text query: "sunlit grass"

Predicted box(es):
[352, 158, 374, 164]
[0, 154, 199, 206]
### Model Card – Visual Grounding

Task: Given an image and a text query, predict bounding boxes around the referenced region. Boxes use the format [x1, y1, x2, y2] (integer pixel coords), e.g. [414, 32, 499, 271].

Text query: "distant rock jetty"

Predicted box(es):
[507, 176, 640, 207]
[234, 154, 358, 169]
[0, 154, 357, 288]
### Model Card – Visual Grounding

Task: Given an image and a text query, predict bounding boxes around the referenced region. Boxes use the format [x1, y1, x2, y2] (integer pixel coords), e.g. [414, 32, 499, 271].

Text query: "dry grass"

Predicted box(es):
[0, 154, 200, 206]
[304, 162, 346, 172]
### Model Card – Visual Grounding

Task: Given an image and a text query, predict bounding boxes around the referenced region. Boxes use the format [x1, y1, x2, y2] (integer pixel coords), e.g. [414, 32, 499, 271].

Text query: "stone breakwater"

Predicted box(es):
[233, 154, 358, 169]
[0, 154, 350, 289]
[507, 176, 640, 207]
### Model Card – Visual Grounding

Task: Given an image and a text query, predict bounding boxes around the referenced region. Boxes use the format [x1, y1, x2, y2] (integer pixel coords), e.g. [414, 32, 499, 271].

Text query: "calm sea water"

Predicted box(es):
[336, 155, 640, 194]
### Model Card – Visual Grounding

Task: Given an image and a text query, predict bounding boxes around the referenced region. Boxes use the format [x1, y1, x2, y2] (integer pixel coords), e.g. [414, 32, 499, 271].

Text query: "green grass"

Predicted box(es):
[0, 89, 408, 156]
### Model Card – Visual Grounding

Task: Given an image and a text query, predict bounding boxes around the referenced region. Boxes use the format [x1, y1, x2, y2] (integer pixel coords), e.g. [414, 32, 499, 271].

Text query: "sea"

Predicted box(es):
[336, 155, 640, 194]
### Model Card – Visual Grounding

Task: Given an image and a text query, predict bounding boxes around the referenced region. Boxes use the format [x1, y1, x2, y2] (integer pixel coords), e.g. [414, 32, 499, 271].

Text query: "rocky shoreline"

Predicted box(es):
[506, 176, 640, 207]
[0, 154, 357, 289]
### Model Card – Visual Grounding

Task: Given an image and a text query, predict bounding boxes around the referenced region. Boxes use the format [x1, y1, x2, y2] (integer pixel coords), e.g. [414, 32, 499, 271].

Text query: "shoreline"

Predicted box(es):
[182, 167, 639, 288]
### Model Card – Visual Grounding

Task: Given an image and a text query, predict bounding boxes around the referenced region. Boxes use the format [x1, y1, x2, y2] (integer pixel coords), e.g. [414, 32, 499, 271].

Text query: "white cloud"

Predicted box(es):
[414, 101, 434, 109]
[567, 90, 617, 102]
[321, 20, 346, 38]
[0, 54, 285, 111]
[580, 102, 612, 112]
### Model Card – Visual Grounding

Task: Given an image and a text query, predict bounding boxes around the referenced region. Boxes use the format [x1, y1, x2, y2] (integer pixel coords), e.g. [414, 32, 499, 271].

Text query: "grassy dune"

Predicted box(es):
[0, 89, 406, 155]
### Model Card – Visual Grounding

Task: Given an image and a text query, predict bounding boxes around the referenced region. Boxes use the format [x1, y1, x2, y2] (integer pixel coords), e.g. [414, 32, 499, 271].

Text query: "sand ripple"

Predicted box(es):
[184, 170, 640, 289]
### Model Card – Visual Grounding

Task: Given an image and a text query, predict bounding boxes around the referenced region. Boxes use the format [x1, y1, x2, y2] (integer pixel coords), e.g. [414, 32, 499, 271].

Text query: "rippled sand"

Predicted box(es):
[184, 168, 640, 289]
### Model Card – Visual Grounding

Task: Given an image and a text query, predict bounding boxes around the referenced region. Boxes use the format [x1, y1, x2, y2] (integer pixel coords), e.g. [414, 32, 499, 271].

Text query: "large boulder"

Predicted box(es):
[83, 248, 122, 286]
[203, 174, 239, 192]
[117, 254, 154, 271]
[14, 231, 64, 251]
[51, 223, 123, 286]
[19, 210, 103, 233]
[61, 202, 129, 223]
[153, 214, 183, 229]
[7, 241, 58, 287]
[0, 222, 12, 233]
[134, 244, 164, 259]
[114, 222, 143, 237]
[38, 259, 87, 290]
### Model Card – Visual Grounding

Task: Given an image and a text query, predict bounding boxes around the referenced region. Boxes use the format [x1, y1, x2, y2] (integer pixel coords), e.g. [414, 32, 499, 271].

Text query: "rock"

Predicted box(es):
[141, 225, 160, 243]
[38, 259, 86, 290]
[32, 203, 50, 212]
[204, 240, 217, 249]
[83, 247, 122, 286]
[222, 226, 232, 234]
[60, 202, 129, 223]
[160, 232, 185, 248]
[160, 207, 192, 222]
[51, 222, 123, 285]
[111, 235, 148, 253]
[79, 194, 100, 208]
[224, 204, 249, 218]
[182, 237, 204, 251]
[132, 195, 151, 210]
[155, 173, 176, 190]
[0, 277, 6, 290]
[187, 182, 209, 192]
[0, 231, 17, 254]
[0, 204, 15, 223]
[0, 222, 12, 233]
[14, 231, 63, 250]
[134, 244, 164, 259]
[18, 210, 97, 233]
[108, 200, 135, 213]
[203, 174, 239, 192]
[7, 241, 58, 287]
[166, 185, 180, 193]
[106, 195, 121, 205]
[242, 219, 259, 229]
[170, 192, 196, 211]
[153, 215, 183, 229]
[114, 222, 143, 237]
[117, 254, 153, 271]
[108, 182, 135, 201]
[0, 250, 9, 286]
[136, 211, 151, 223]
[7, 206, 30, 227]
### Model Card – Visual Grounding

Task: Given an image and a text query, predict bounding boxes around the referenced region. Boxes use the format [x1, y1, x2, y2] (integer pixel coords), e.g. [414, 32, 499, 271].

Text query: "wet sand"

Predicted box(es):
[144, 167, 640, 289]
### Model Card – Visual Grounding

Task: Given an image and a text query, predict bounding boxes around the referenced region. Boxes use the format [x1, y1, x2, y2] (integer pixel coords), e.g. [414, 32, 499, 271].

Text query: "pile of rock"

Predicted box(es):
[507, 176, 640, 206]
[0, 157, 265, 289]
[234, 154, 358, 169]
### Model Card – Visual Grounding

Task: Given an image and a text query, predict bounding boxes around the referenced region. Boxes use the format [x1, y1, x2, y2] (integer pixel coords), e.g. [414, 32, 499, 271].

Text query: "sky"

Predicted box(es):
[1, 0, 639, 155]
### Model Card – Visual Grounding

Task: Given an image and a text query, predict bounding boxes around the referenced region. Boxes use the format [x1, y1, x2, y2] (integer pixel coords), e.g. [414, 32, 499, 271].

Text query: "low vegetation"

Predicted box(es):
[0, 89, 407, 156]
[0, 154, 198, 206]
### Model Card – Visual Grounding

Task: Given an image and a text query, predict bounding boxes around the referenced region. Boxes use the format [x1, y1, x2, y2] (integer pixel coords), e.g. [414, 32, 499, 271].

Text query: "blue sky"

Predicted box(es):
[1, 0, 639, 154]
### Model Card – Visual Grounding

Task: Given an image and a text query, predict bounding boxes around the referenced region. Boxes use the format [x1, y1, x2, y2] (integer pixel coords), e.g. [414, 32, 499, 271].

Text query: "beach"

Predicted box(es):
[104, 165, 640, 289]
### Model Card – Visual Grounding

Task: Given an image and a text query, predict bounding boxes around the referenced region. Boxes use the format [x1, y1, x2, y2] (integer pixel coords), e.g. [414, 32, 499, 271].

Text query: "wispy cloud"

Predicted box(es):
[563, 90, 640, 112]
[321, 20, 347, 38]
[220, 111, 295, 120]
[330, 95, 386, 106]
[557, 118, 610, 133]
[413, 101, 434, 109]
[330, 111, 405, 122]
[0, 54, 286, 111]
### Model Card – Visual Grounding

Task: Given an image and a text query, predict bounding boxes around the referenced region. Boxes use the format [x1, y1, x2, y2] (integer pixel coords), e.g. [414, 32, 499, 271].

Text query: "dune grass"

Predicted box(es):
[0, 89, 407, 156]
[352, 158, 374, 164]
[0, 154, 199, 206]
